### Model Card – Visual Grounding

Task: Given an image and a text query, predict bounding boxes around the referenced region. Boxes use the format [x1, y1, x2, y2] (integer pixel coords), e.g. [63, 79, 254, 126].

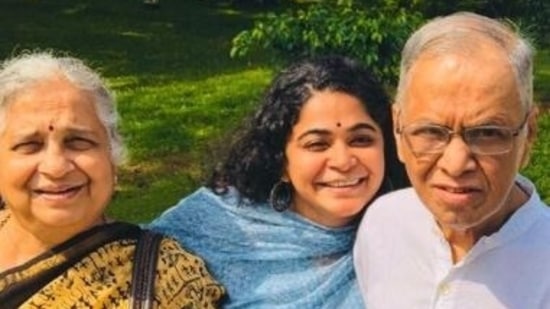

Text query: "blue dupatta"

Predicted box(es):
[149, 187, 364, 308]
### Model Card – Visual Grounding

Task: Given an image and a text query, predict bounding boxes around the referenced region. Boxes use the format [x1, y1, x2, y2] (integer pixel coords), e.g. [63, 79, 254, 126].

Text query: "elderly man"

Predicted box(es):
[354, 12, 550, 308]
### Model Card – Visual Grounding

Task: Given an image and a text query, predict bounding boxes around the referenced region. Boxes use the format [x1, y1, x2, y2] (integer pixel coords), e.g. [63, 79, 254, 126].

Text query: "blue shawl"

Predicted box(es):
[148, 187, 364, 308]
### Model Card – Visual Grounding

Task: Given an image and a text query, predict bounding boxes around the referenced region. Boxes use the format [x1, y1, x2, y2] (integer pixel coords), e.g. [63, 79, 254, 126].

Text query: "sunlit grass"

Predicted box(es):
[109, 68, 272, 222]
[117, 68, 271, 161]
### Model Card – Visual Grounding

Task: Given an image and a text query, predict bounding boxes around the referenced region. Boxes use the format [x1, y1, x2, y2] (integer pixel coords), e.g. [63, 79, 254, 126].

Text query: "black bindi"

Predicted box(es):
[336, 122, 341, 127]
[48, 125, 54, 131]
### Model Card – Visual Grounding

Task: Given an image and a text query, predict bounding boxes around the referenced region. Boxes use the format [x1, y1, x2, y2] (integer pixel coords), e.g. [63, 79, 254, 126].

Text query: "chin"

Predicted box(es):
[35, 209, 90, 228]
[328, 203, 366, 220]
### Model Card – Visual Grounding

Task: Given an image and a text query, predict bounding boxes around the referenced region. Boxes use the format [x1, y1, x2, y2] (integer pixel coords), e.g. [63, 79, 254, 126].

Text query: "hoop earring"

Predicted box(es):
[269, 181, 293, 212]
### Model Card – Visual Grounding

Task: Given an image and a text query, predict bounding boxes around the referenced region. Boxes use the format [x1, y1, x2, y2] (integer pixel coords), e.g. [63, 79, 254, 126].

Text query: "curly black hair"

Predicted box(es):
[207, 55, 409, 204]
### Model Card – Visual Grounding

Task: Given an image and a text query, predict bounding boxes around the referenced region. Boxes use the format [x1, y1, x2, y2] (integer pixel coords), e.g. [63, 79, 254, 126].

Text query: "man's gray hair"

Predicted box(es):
[395, 12, 534, 111]
[0, 51, 125, 165]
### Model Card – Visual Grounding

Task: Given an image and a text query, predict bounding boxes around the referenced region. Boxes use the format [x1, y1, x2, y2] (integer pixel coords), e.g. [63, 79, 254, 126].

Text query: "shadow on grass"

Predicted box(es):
[1, 0, 272, 83]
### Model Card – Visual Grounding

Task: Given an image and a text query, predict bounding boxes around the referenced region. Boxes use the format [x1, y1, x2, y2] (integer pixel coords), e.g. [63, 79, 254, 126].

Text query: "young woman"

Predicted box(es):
[149, 55, 409, 308]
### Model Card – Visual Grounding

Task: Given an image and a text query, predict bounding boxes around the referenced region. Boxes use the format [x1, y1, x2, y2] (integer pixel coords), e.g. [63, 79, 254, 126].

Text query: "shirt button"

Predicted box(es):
[438, 283, 451, 296]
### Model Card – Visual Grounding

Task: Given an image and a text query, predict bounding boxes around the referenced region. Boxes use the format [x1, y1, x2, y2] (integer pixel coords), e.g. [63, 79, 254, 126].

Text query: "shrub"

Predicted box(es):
[230, 1, 423, 85]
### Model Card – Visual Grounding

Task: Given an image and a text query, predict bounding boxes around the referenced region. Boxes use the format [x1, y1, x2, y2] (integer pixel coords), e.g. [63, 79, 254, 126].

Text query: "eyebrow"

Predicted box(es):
[64, 127, 98, 137]
[9, 130, 40, 141]
[296, 122, 378, 141]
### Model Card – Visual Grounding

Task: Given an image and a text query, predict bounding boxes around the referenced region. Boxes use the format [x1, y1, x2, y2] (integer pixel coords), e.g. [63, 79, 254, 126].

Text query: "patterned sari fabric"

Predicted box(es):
[0, 222, 224, 308]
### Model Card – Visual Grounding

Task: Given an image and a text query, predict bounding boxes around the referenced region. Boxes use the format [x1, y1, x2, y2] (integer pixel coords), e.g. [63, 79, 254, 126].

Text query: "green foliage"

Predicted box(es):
[230, 1, 423, 85]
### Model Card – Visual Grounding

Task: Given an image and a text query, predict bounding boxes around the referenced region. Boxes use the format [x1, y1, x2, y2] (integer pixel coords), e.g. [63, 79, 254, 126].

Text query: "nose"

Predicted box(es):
[437, 135, 476, 177]
[328, 143, 357, 171]
[38, 145, 75, 178]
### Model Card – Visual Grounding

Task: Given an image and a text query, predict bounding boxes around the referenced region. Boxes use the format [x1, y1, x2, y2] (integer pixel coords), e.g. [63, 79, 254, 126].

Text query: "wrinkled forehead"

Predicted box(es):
[404, 39, 515, 94]
[399, 50, 522, 122]
[1, 72, 65, 108]
[0, 76, 97, 134]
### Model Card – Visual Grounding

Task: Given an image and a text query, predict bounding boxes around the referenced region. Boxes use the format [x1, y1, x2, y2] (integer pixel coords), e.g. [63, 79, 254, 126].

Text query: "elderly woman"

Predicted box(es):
[150, 56, 409, 308]
[0, 52, 224, 308]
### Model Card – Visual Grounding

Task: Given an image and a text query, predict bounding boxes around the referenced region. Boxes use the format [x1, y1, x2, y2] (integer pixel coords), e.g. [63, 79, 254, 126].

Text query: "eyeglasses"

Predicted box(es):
[396, 114, 529, 156]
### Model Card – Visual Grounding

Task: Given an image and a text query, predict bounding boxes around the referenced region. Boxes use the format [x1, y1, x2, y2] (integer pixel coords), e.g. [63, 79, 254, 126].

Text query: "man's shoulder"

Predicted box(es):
[367, 187, 423, 216]
[374, 187, 418, 202]
[358, 187, 430, 236]
[529, 198, 550, 236]
[161, 187, 239, 217]
[147, 187, 232, 233]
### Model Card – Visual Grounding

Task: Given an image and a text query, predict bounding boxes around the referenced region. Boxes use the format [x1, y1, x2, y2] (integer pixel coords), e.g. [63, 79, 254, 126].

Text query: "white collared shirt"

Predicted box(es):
[354, 175, 550, 309]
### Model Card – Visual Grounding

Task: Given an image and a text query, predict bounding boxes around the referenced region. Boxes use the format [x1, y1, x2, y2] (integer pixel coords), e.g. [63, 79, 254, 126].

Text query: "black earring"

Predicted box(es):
[269, 181, 293, 212]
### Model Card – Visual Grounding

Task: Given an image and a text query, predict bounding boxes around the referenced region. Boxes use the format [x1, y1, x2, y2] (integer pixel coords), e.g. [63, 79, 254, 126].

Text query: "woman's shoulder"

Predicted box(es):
[157, 186, 255, 219]
[147, 186, 266, 245]
[149, 187, 222, 224]
[154, 236, 225, 308]
[179, 186, 242, 208]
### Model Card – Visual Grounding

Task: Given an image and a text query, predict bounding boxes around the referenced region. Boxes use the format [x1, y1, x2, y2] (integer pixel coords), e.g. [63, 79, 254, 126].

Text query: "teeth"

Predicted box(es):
[36, 186, 79, 194]
[324, 178, 361, 188]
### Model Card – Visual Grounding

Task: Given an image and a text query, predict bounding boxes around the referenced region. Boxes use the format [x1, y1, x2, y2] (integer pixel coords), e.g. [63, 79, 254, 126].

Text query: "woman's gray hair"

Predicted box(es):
[395, 12, 534, 111]
[0, 51, 125, 165]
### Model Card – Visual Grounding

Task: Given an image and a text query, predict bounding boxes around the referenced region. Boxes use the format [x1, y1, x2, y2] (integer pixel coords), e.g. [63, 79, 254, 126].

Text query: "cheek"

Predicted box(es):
[404, 154, 436, 184]
[478, 156, 518, 189]
[0, 155, 36, 185]
[285, 154, 323, 184]
[360, 148, 385, 177]
[0, 155, 37, 208]
[76, 153, 115, 186]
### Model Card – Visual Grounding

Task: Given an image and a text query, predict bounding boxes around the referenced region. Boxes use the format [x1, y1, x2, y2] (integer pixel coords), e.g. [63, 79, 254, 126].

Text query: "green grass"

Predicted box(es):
[114, 68, 272, 221]
[1, 0, 549, 223]
[524, 49, 550, 205]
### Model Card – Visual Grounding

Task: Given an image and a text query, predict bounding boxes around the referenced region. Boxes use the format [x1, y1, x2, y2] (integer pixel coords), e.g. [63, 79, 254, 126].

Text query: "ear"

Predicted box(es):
[281, 173, 290, 182]
[520, 106, 539, 168]
[392, 104, 406, 163]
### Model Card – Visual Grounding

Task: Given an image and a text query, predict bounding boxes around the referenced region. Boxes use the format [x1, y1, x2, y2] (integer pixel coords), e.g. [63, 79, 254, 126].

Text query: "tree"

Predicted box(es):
[230, 1, 423, 85]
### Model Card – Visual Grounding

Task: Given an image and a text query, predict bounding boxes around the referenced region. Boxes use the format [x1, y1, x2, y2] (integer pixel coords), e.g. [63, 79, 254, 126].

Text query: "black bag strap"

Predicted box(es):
[131, 229, 163, 309]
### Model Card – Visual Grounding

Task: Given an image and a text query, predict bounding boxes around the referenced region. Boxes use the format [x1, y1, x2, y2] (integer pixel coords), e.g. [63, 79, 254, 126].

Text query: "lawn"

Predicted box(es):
[1, 0, 549, 223]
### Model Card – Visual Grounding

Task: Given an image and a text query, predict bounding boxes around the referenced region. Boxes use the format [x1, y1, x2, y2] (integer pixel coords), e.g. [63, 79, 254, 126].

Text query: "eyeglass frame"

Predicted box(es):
[395, 112, 531, 156]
